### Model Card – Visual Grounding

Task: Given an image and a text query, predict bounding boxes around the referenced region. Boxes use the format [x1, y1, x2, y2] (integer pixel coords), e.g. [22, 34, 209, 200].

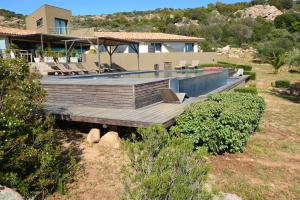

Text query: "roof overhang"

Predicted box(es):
[10, 33, 78, 42]
[63, 36, 140, 46]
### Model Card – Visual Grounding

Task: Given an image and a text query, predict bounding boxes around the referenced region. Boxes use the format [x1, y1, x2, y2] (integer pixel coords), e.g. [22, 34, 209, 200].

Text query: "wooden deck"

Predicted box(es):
[45, 100, 193, 127]
[44, 76, 249, 128]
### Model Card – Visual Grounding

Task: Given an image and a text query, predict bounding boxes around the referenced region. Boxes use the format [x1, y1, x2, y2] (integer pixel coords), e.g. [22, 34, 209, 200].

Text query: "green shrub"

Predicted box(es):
[217, 61, 237, 68]
[234, 87, 258, 95]
[171, 92, 265, 154]
[244, 71, 256, 80]
[237, 64, 252, 71]
[198, 63, 224, 68]
[274, 80, 291, 88]
[0, 58, 77, 197]
[122, 125, 211, 200]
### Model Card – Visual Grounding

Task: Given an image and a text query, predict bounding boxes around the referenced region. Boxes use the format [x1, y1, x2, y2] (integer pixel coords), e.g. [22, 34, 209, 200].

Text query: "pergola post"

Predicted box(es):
[65, 41, 68, 59]
[40, 34, 44, 56]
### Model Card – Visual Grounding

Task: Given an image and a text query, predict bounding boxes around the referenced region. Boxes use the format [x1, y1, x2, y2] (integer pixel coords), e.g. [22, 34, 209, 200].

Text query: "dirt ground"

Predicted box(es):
[51, 56, 299, 200]
[49, 138, 129, 200]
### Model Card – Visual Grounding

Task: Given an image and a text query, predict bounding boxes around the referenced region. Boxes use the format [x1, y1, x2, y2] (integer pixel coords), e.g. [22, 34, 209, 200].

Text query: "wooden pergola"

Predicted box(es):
[62, 36, 140, 70]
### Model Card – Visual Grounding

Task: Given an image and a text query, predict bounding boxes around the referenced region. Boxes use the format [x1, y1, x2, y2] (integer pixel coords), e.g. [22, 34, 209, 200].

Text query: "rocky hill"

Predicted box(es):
[0, 9, 25, 28]
[234, 5, 283, 21]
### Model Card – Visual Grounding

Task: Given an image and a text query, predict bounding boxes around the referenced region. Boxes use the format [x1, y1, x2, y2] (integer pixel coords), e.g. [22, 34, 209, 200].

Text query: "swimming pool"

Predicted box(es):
[61, 69, 229, 97]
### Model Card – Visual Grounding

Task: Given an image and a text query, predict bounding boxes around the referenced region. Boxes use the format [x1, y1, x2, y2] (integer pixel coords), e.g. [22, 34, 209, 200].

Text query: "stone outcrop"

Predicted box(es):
[217, 45, 256, 58]
[0, 185, 24, 200]
[235, 5, 282, 21]
[98, 131, 121, 149]
[87, 128, 101, 144]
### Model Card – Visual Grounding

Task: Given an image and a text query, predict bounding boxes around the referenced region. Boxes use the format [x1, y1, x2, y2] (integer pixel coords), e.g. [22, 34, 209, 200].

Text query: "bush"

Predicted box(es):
[0, 59, 77, 197]
[244, 71, 256, 80]
[171, 92, 265, 154]
[217, 61, 237, 68]
[237, 64, 252, 71]
[234, 87, 258, 95]
[122, 125, 211, 200]
[198, 63, 224, 68]
[275, 80, 291, 88]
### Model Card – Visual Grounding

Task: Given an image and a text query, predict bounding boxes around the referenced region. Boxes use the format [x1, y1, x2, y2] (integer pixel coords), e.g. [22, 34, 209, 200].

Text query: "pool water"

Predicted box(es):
[64, 69, 230, 97]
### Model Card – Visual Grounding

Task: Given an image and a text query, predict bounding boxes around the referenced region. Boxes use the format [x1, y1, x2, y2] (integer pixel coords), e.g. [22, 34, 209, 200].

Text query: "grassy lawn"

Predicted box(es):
[209, 56, 300, 200]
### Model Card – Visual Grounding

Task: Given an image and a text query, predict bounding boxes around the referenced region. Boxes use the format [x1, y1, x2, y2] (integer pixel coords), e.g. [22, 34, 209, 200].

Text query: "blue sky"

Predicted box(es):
[0, 0, 249, 15]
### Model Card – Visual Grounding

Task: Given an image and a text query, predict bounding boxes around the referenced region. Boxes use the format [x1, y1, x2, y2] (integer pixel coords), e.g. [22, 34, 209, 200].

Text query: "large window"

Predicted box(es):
[36, 18, 43, 28]
[185, 43, 194, 52]
[148, 43, 162, 53]
[55, 18, 68, 35]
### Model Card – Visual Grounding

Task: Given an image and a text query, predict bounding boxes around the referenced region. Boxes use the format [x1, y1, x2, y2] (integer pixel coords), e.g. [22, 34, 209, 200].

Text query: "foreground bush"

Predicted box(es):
[0, 59, 77, 197]
[172, 92, 265, 154]
[234, 86, 258, 95]
[122, 125, 211, 200]
[275, 80, 290, 88]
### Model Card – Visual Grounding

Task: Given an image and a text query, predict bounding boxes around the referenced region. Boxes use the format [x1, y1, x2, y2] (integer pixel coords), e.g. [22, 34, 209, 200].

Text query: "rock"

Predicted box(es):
[213, 193, 242, 200]
[235, 5, 282, 21]
[99, 131, 121, 149]
[87, 128, 101, 144]
[0, 185, 24, 200]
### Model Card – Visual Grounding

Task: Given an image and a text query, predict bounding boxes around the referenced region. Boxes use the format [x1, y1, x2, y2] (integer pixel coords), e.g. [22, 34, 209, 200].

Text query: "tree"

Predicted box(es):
[269, 0, 294, 10]
[256, 36, 295, 73]
[274, 12, 300, 32]
[122, 125, 211, 200]
[287, 48, 300, 67]
[0, 58, 77, 197]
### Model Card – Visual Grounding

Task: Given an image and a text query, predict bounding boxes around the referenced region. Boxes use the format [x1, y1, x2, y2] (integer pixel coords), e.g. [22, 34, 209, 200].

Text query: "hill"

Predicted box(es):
[0, 0, 299, 51]
[0, 8, 25, 28]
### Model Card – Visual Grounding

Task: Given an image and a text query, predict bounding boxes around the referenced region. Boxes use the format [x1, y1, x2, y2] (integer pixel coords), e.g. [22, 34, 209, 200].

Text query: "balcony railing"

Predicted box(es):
[47, 27, 95, 37]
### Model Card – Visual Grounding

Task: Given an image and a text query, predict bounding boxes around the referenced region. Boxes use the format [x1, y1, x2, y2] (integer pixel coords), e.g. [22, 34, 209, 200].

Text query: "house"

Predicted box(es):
[0, 4, 216, 71]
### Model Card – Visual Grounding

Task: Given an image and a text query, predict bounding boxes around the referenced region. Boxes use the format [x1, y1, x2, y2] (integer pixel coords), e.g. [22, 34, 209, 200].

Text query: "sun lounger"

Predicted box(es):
[47, 63, 74, 75]
[159, 88, 189, 104]
[81, 62, 104, 73]
[233, 68, 244, 77]
[66, 63, 89, 74]
[175, 60, 187, 70]
[34, 62, 62, 76]
[191, 60, 200, 69]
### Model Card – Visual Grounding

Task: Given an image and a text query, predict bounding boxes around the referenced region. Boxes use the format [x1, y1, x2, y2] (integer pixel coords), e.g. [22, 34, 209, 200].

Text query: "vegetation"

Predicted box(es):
[244, 71, 257, 80]
[274, 80, 291, 88]
[234, 86, 258, 94]
[0, 59, 77, 197]
[122, 125, 211, 200]
[171, 92, 265, 154]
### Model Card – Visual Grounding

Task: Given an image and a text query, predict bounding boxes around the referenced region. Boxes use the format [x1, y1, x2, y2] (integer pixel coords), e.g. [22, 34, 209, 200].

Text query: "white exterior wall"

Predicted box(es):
[0, 37, 9, 50]
[139, 43, 149, 53]
[103, 41, 199, 54]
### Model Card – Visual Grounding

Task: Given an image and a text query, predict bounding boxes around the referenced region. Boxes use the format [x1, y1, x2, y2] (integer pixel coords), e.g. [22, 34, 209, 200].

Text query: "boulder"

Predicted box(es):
[87, 128, 101, 144]
[99, 131, 121, 149]
[0, 185, 24, 200]
[213, 193, 242, 200]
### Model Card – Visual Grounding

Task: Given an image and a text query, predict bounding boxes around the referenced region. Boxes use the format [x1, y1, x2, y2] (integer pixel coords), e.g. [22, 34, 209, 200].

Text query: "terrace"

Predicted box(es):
[42, 70, 249, 128]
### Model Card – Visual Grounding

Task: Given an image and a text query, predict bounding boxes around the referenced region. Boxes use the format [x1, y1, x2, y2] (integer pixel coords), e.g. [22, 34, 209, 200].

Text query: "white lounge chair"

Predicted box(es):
[175, 60, 187, 70]
[233, 68, 244, 77]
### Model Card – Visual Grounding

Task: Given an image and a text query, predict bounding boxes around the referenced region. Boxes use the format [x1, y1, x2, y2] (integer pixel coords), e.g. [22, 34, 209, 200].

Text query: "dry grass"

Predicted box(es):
[209, 55, 300, 200]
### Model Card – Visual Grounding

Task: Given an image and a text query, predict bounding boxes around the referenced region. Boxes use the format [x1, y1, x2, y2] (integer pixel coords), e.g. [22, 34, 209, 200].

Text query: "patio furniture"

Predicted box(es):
[159, 88, 189, 104]
[233, 68, 244, 77]
[81, 62, 104, 73]
[34, 62, 63, 75]
[68, 63, 89, 74]
[175, 60, 187, 70]
[191, 60, 200, 69]
[48, 63, 75, 75]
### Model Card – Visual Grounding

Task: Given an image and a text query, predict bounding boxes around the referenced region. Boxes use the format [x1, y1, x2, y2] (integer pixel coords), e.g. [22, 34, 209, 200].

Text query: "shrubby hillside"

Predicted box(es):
[0, 0, 299, 51]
